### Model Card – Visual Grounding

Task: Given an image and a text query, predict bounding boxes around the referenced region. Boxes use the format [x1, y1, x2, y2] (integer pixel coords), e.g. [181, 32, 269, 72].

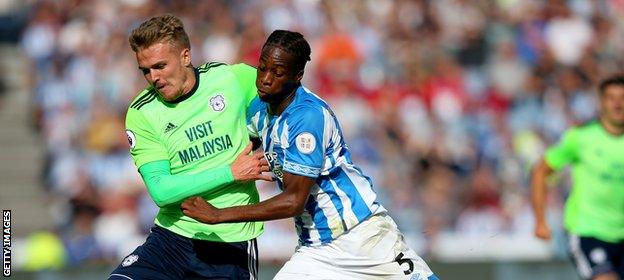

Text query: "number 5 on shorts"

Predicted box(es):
[395, 252, 414, 275]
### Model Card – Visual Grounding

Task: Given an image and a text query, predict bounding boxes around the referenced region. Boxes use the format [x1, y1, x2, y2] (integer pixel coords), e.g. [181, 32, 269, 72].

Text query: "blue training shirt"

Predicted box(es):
[247, 85, 386, 246]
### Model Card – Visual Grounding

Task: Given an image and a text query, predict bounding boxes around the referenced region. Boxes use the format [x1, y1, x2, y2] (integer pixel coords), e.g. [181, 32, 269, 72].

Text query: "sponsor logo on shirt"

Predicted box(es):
[164, 122, 178, 133]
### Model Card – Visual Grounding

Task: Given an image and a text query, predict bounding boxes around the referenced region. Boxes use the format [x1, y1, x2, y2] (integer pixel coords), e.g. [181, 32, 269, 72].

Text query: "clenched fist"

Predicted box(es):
[534, 221, 551, 240]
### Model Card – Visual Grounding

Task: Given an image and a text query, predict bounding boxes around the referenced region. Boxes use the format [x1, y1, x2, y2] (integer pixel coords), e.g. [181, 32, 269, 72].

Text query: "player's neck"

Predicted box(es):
[180, 66, 197, 96]
[600, 117, 624, 136]
[268, 89, 296, 116]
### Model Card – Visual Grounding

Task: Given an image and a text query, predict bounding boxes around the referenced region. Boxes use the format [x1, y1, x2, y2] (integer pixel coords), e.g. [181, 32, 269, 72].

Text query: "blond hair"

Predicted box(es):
[129, 14, 190, 52]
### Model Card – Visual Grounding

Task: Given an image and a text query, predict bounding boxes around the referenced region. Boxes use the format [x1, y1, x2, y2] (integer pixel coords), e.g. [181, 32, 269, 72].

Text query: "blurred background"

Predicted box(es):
[1, 0, 622, 279]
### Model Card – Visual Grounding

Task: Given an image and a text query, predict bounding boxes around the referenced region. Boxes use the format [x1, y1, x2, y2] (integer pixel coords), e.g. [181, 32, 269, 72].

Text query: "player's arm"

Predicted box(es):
[529, 128, 579, 240]
[182, 172, 314, 223]
[530, 158, 556, 240]
[140, 143, 271, 207]
[246, 100, 263, 151]
[182, 105, 324, 223]
[246, 89, 266, 152]
[126, 105, 270, 208]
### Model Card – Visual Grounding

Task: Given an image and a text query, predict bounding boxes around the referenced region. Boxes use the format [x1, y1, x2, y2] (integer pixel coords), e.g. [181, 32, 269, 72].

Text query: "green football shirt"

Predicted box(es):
[125, 62, 263, 242]
[545, 120, 624, 242]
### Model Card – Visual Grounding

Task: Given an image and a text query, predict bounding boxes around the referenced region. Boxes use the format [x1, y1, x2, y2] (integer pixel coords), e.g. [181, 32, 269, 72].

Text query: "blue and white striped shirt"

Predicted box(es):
[247, 85, 386, 246]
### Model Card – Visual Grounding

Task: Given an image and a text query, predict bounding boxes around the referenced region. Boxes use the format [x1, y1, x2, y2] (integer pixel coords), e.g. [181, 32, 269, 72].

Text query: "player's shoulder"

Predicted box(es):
[197, 61, 228, 73]
[229, 62, 256, 72]
[196, 62, 228, 81]
[247, 96, 266, 116]
[197, 62, 255, 74]
[198, 62, 256, 89]
[287, 104, 325, 125]
[575, 118, 599, 128]
[128, 87, 159, 112]
[555, 119, 602, 145]
[569, 119, 601, 135]
[288, 101, 322, 118]
[249, 95, 265, 108]
[289, 86, 331, 116]
[125, 89, 156, 130]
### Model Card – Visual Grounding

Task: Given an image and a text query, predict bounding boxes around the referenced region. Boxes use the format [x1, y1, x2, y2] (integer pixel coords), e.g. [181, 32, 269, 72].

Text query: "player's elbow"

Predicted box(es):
[283, 196, 306, 217]
[146, 189, 172, 207]
[532, 159, 553, 180]
[287, 204, 305, 217]
[142, 172, 173, 207]
[150, 195, 169, 208]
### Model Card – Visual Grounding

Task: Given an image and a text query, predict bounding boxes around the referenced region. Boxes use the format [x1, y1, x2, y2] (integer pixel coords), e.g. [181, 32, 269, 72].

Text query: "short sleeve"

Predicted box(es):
[230, 63, 258, 107]
[125, 108, 168, 168]
[545, 128, 579, 170]
[282, 106, 325, 178]
[246, 96, 264, 138]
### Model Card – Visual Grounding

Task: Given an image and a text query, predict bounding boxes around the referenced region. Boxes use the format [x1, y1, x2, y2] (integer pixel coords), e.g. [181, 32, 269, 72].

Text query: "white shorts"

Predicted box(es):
[274, 213, 436, 280]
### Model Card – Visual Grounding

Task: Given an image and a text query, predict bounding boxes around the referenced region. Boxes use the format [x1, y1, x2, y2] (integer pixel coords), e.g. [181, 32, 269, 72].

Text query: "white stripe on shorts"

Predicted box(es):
[248, 239, 258, 280]
[569, 234, 592, 279]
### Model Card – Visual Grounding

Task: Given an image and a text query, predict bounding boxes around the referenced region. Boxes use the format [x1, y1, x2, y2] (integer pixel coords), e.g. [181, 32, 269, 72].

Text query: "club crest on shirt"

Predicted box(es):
[126, 130, 136, 149]
[295, 132, 316, 154]
[210, 94, 226, 111]
[122, 254, 138, 267]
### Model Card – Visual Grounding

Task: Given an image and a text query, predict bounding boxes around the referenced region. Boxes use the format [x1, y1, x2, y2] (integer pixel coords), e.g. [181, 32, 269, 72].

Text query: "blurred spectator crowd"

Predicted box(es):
[14, 0, 624, 268]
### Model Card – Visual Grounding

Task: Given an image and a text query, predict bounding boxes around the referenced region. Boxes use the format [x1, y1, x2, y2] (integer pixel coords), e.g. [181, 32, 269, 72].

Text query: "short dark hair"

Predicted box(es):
[262, 30, 311, 72]
[599, 74, 624, 96]
[129, 14, 190, 52]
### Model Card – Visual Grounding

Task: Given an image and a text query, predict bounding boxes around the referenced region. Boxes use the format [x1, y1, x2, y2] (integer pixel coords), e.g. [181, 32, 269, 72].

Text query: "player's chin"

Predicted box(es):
[258, 92, 272, 103]
[160, 90, 180, 102]
[156, 89, 171, 101]
[608, 112, 624, 124]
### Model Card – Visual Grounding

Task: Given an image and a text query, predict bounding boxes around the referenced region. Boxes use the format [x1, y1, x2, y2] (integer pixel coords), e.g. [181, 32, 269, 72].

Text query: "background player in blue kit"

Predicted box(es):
[182, 30, 438, 280]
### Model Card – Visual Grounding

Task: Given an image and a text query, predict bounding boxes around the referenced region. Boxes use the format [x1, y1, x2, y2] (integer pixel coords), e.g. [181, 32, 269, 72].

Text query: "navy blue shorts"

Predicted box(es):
[569, 234, 624, 280]
[109, 226, 258, 280]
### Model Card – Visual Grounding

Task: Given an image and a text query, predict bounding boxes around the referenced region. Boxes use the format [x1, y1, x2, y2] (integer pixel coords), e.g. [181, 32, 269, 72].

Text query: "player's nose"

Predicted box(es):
[259, 72, 273, 86]
[148, 69, 162, 84]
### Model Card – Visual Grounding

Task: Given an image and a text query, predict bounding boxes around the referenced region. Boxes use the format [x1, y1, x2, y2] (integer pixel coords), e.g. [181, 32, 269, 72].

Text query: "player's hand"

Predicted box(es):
[230, 142, 273, 182]
[181, 196, 219, 224]
[534, 221, 551, 240]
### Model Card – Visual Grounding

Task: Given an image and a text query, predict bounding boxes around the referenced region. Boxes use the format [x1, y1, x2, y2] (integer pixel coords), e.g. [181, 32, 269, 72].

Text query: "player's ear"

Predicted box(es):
[181, 48, 191, 67]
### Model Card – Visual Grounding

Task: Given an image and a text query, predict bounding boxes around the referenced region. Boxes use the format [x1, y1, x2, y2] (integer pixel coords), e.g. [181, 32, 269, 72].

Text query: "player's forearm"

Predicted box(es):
[216, 193, 304, 223]
[140, 160, 234, 207]
[530, 159, 553, 224]
[148, 169, 233, 207]
[182, 172, 314, 224]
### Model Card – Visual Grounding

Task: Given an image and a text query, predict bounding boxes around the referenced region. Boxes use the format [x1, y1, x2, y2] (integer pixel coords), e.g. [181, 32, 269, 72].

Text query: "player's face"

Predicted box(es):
[256, 46, 303, 105]
[136, 41, 191, 102]
[600, 85, 624, 127]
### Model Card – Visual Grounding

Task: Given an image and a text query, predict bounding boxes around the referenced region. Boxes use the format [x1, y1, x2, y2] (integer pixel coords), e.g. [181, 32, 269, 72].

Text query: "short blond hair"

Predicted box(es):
[129, 14, 190, 52]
